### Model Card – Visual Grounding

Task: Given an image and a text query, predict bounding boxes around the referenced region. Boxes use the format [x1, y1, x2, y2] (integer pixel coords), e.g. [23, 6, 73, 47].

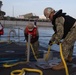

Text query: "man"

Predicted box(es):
[0, 22, 4, 35]
[34, 20, 37, 26]
[44, 7, 76, 70]
[24, 22, 39, 58]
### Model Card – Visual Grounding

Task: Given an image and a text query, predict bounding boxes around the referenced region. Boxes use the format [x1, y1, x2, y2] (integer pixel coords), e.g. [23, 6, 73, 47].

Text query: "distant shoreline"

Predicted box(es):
[0, 20, 53, 28]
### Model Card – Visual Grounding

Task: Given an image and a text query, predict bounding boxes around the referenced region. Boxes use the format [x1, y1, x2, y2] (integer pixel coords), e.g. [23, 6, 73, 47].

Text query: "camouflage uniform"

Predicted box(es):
[44, 7, 76, 70]
[31, 41, 39, 57]
[51, 16, 76, 59]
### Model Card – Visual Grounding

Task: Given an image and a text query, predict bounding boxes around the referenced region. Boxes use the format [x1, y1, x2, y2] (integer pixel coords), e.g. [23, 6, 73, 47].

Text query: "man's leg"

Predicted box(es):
[67, 45, 74, 62]
[52, 25, 76, 70]
[32, 41, 39, 58]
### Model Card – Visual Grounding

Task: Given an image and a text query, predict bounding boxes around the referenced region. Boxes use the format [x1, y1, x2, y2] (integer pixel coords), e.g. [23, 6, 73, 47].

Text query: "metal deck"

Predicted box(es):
[0, 42, 76, 75]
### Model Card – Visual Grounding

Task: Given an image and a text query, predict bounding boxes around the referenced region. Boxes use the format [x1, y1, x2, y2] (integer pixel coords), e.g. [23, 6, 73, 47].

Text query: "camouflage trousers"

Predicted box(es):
[62, 22, 76, 59]
[26, 41, 39, 58]
[31, 41, 39, 57]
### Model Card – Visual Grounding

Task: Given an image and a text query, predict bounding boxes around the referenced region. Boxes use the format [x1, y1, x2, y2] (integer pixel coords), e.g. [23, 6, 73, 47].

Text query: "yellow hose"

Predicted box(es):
[3, 43, 37, 68]
[30, 43, 38, 61]
[30, 43, 69, 75]
[3, 42, 28, 67]
[11, 70, 23, 75]
[10, 43, 69, 75]
[11, 68, 43, 75]
[44, 45, 51, 61]
[3, 42, 28, 68]
[30, 43, 51, 61]
[3, 61, 28, 68]
[60, 43, 69, 75]
[42, 43, 69, 75]
[2, 39, 69, 75]
[3, 42, 43, 75]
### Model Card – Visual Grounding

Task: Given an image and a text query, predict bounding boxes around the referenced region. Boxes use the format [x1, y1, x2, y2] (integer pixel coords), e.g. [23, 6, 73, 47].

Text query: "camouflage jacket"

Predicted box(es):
[51, 16, 65, 44]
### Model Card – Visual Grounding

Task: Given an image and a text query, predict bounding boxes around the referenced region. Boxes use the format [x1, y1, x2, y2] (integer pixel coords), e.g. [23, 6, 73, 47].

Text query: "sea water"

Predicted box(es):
[0, 26, 76, 56]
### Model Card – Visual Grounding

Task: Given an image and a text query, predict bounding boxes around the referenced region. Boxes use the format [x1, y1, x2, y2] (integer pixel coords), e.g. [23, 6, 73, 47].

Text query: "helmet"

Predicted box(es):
[27, 23, 34, 31]
[44, 7, 55, 18]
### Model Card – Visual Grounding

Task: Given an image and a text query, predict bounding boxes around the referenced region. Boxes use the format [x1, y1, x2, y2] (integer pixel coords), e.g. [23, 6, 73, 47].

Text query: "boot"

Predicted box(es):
[52, 62, 65, 70]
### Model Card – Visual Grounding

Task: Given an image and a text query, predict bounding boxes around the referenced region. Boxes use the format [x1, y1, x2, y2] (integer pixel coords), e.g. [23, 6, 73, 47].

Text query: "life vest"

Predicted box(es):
[0, 24, 4, 35]
[25, 26, 37, 38]
[52, 10, 76, 39]
[25, 26, 39, 43]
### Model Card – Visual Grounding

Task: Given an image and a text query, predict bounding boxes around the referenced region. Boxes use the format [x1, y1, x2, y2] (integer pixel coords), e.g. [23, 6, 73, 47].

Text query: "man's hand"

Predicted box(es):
[56, 41, 61, 45]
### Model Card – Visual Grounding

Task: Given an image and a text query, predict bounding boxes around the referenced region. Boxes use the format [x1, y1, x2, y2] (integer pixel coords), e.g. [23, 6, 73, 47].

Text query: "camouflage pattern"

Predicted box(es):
[26, 41, 39, 58]
[51, 16, 76, 59]
[62, 22, 76, 59]
[50, 17, 64, 44]
[31, 41, 39, 57]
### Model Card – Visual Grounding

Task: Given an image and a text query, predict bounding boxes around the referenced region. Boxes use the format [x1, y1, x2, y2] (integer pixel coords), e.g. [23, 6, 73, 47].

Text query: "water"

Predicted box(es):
[0, 26, 76, 56]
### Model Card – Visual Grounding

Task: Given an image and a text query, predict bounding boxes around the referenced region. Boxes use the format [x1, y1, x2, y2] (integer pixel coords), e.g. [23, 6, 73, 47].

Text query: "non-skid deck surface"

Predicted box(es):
[0, 42, 45, 58]
[0, 42, 44, 67]
[0, 42, 76, 75]
[0, 58, 76, 75]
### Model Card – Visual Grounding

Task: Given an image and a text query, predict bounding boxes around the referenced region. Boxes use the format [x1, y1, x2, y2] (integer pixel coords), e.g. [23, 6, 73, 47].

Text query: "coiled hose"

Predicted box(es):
[11, 68, 43, 75]
[3, 42, 69, 75]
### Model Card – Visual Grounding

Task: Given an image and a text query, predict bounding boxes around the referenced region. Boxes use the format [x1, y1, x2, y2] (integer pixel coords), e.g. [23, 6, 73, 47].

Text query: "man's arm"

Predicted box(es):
[51, 16, 65, 44]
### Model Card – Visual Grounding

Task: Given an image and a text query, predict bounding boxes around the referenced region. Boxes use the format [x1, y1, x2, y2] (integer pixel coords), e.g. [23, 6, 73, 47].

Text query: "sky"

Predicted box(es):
[1, 0, 76, 18]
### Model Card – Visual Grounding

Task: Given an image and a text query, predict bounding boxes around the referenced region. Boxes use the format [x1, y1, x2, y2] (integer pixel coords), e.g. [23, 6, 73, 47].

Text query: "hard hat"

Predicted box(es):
[27, 23, 34, 31]
[44, 7, 55, 18]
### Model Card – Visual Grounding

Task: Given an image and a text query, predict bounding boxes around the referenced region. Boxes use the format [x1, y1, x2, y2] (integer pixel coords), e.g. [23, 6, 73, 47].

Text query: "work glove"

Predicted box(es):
[48, 40, 53, 46]
[56, 42, 60, 45]
[54, 40, 61, 45]
[56, 41, 61, 45]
